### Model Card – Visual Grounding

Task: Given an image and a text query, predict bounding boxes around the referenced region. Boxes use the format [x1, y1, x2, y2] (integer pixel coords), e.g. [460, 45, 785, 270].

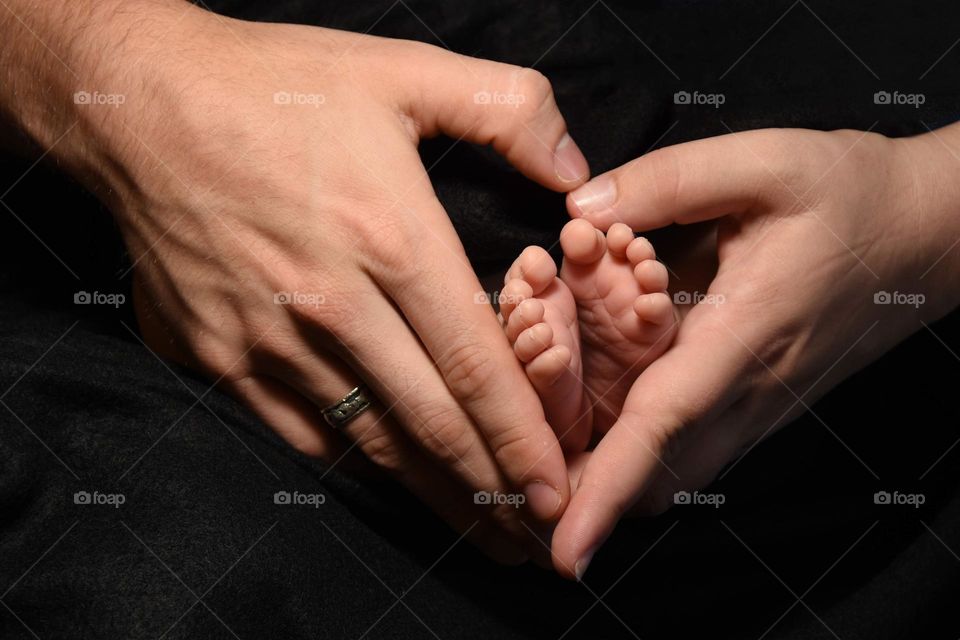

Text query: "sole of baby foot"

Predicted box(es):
[558, 219, 679, 431]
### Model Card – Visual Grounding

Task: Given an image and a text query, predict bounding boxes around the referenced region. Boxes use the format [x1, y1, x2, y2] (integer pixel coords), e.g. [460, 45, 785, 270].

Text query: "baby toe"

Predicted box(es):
[633, 259, 669, 292]
[605, 223, 635, 258]
[560, 218, 606, 265]
[505, 297, 545, 342]
[499, 278, 533, 321]
[525, 344, 573, 388]
[625, 236, 656, 264]
[634, 292, 676, 325]
[514, 322, 555, 363]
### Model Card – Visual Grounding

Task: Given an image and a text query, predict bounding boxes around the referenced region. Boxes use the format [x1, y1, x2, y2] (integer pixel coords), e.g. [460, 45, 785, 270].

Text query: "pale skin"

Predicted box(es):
[543, 127, 960, 578]
[501, 218, 680, 453]
[3, 0, 960, 582]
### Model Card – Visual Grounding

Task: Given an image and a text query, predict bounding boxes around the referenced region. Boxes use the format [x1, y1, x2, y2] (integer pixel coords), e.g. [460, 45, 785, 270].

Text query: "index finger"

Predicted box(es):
[372, 199, 571, 523]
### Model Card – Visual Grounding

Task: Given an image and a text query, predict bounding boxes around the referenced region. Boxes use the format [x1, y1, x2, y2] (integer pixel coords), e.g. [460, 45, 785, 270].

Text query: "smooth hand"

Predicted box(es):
[551, 126, 960, 578]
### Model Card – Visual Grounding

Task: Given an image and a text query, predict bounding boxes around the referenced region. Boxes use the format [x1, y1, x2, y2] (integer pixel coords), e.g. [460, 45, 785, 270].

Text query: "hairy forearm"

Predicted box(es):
[0, 0, 196, 189]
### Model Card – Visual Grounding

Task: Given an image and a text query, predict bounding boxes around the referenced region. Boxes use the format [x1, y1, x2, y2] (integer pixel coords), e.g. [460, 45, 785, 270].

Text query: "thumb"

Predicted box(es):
[551, 306, 754, 580]
[396, 44, 590, 191]
[565, 129, 787, 230]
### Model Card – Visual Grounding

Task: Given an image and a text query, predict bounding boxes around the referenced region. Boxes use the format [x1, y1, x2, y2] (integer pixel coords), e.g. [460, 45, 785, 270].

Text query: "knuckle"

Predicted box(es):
[355, 428, 408, 474]
[354, 215, 424, 285]
[278, 285, 339, 332]
[465, 63, 561, 155]
[485, 422, 535, 468]
[438, 341, 498, 401]
[191, 338, 243, 379]
[233, 303, 289, 345]
[409, 402, 477, 467]
[255, 328, 306, 366]
[512, 67, 555, 115]
[273, 273, 361, 338]
[641, 146, 683, 214]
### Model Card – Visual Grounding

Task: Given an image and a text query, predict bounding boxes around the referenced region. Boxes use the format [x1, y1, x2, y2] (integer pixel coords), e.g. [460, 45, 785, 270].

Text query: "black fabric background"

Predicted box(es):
[2, 1, 960, 638]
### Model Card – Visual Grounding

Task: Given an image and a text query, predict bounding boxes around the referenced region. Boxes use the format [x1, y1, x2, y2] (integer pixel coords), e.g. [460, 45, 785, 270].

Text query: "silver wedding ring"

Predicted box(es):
[321, 384, 372, 428]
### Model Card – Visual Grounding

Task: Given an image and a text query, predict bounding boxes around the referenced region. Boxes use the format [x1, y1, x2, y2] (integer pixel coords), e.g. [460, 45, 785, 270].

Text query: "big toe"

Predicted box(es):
[506, 246, 558, 295]
[560, 218, 606, 265]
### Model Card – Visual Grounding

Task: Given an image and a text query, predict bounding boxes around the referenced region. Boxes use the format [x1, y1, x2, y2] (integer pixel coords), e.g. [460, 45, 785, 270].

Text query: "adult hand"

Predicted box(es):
[1, 0, 591, 561]
[552, 126, 960, 578]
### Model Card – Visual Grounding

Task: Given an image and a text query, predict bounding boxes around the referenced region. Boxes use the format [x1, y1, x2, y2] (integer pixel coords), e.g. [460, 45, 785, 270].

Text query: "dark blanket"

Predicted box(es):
[2, 1, 959, 638]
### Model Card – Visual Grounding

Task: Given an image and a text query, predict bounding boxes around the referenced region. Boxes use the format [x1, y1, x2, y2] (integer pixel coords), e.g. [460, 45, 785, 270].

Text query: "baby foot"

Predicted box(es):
[559, 218, 678, 432]
[500, 246, 593, 452]
[501, 219, 678, 448]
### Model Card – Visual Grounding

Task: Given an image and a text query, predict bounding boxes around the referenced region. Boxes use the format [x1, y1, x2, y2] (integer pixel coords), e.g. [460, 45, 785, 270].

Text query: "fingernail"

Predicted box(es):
[554, 134, 589, 183]
[524, 481, 562, 520]
[575, 546, 597, 582]
[569, 175, 617, 216]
